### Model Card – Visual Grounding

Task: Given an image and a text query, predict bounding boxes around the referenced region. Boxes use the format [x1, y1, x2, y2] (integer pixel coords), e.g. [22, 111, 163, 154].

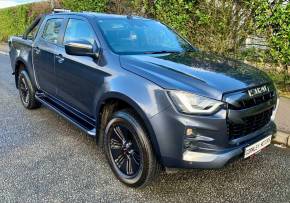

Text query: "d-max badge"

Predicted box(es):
[248, 85, 269, 97]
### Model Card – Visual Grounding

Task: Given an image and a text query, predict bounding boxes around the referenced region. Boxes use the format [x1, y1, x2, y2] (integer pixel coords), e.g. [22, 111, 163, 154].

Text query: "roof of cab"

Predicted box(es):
[50, 11, 147, 20]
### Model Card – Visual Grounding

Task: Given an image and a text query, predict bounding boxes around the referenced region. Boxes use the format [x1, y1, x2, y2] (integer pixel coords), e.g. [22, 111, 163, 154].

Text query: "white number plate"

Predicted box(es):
[244, 135, 272, 158]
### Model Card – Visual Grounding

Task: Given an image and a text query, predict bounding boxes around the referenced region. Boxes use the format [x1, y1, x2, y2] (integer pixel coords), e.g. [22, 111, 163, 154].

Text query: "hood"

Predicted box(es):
[120, 51, 271, 100]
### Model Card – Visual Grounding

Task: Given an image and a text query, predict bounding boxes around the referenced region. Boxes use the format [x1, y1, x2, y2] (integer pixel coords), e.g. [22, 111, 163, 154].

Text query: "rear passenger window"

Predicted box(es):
[42, 18, 63, 44]
[63, 19, 95, 45]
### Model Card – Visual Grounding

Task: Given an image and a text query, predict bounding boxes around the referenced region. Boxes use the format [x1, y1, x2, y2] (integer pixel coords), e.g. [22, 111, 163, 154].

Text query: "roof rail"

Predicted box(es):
[53, 9, 71, 13]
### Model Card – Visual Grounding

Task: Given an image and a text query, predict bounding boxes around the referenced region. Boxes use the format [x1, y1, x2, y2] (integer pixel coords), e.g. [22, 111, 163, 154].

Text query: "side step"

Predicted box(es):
[35, 92, 96, 137]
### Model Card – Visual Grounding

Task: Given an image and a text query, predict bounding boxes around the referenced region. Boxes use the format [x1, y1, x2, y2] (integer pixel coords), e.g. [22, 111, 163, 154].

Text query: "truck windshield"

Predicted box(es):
[97, 18, 195, 55]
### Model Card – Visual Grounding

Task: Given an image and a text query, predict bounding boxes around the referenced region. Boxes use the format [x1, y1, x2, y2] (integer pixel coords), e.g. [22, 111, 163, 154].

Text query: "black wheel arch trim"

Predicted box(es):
[14, 57, 28, 72]
[95, 91, 162, 161]
[14, 58, 27, 87]
[14, 56, 39, 90]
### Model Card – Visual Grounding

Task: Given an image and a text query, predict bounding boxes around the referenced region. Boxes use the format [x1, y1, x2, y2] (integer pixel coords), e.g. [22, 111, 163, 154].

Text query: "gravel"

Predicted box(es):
[0, 54, 289, 203]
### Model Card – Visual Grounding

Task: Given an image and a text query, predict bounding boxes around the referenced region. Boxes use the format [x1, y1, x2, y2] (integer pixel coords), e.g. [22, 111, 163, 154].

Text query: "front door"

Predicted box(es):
[55, 18, 105, 117]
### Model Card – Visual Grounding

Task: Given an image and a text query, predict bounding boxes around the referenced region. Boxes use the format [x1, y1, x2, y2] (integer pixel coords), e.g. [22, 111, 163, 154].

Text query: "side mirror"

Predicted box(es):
[65, 40, 99, 58]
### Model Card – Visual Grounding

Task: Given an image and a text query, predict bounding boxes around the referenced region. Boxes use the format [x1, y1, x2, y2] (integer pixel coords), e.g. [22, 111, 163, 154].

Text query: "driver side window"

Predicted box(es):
[63, 19, 95, 45]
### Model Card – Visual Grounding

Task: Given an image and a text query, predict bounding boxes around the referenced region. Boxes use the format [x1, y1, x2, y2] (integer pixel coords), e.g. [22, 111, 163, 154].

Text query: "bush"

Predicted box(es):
[252, 0, 290, 90]
[253, 0, 290, 67]
[61, 0, 107, 12]
[0, 2, 52, 41]
[0, 0, 288, 69]
[0, 0, 257, 54]
[0, 5, 29, 41]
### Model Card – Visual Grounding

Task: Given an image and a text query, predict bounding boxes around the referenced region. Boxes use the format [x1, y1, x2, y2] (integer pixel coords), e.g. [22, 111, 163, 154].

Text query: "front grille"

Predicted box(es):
[229, 91, 275, 110]
[239, 91, 275, 109]
[227, 108, 273, 140]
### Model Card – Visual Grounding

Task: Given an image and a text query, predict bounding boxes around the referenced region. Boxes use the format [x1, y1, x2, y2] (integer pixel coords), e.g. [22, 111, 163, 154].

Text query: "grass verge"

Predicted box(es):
[267, 71, 290, 99]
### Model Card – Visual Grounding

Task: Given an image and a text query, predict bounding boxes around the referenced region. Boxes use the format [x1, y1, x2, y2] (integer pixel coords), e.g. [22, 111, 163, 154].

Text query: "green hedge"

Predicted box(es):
[0, 0, 288, 67]
[0, 2, 51, 41]
[0, 0, 108, 42]
[0, 0, 254, 54]
[61, 0, 107, 12]
[0, 5, 29, 41]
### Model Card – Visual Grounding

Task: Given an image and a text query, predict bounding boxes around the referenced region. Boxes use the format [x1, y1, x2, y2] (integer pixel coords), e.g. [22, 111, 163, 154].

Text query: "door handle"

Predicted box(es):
[33, 47, 40, 55]
[55, 54, 65, 64]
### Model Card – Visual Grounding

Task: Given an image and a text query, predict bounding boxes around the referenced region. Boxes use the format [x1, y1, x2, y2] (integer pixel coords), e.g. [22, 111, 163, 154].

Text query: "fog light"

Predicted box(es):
[185, 128, 197, 137]
[184, 128, 198, 150]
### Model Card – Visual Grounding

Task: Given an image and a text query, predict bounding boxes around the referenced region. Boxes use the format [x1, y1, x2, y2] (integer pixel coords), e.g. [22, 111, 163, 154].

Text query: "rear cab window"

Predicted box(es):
[28, 24, 40, 40]
[26, 21, 42, 41]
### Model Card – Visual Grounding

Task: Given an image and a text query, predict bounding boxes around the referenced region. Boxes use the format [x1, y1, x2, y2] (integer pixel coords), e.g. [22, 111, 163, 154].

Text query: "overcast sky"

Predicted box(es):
[0, 0, 44, 9]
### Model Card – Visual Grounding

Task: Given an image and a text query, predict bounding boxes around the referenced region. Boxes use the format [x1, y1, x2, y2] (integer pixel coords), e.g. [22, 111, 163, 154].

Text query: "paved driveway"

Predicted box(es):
[0, 54, 289, 202]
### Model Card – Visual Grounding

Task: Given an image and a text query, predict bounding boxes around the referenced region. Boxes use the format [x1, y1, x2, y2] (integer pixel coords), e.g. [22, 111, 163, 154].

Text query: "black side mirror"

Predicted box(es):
[65, 40, 99, 58]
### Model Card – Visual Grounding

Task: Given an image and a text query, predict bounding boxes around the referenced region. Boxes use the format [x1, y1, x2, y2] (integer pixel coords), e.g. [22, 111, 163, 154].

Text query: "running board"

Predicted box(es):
[35, 93, 96, 137]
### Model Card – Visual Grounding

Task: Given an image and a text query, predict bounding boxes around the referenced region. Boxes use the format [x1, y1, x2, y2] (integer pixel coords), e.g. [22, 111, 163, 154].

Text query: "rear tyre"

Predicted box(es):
[104, 109, 161, 188]
[18, 70, 41, 109]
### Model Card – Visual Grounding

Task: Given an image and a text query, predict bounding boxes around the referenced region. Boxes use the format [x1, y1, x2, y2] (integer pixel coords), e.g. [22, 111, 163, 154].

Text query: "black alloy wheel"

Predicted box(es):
[19, 76, 30, 105]
[109, 124, 142, 178]
[104, 109, 161, 188]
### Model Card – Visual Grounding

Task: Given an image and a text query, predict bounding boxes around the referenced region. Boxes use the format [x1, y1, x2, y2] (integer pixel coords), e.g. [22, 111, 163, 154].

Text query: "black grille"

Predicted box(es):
[227, 108, 273, 139]
[229, 91, 275, 110]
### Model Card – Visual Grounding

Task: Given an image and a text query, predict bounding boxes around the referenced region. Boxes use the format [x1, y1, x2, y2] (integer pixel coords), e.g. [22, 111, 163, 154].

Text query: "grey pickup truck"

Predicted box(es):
[9, 10, 279, 188]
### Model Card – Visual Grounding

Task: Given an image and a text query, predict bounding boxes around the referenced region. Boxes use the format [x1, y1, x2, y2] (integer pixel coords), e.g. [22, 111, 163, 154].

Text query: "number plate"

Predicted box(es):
[244, 135, 272, 158]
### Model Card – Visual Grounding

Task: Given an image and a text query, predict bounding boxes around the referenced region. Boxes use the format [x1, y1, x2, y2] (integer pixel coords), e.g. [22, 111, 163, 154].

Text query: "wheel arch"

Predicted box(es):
[14, 56, 39, 91]
[14, 58, 29, 88]
[96, 91, 162, 160]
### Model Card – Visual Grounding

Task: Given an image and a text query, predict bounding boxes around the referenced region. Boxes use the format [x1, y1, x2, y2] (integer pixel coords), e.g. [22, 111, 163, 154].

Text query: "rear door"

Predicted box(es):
[33, 17, 65, 95]
[54, 17, 104, 116]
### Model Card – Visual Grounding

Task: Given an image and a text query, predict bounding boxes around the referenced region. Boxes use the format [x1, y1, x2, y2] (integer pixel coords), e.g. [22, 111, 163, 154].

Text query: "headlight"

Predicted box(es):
[168, 90, 224, 115]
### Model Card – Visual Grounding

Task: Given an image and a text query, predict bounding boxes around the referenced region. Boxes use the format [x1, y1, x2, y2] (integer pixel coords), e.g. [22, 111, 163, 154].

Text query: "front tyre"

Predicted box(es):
[104, 109, 161, 188]
[18, 70, 41, 109]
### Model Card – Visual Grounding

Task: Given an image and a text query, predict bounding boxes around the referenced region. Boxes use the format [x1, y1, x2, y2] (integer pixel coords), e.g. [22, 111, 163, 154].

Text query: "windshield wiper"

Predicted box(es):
[143, 50, 181, 54]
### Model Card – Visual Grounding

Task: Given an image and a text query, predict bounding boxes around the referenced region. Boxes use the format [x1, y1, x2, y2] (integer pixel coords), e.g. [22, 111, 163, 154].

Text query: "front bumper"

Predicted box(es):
[181, 125, 275, 168]
[150, 104, 277, 169]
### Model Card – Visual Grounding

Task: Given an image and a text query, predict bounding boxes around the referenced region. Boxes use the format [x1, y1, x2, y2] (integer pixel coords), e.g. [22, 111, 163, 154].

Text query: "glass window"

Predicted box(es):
[64, 19, 95, 45]
[97, 19, 194, 55]
[42, 18, 63, 44]
[27, 23, 40, 40]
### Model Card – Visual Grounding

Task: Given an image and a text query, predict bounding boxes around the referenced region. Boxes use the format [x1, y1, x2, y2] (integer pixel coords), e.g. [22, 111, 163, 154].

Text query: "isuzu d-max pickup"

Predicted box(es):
[8, 10, 279, 188]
